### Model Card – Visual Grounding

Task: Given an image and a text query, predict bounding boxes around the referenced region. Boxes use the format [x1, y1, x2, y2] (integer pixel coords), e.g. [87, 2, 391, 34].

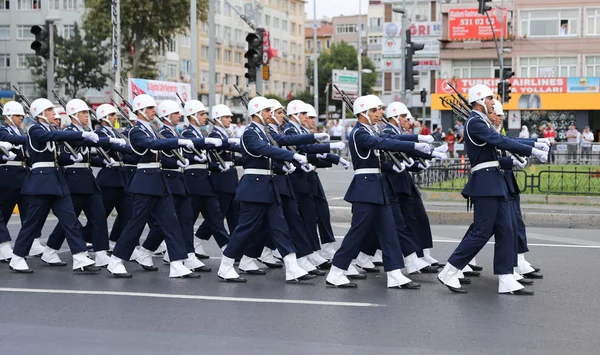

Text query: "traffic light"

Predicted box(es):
[30, 23, 50, 59]
[502, 80, 512, 103]
[405, 29, 424, 91]
[477, 0, 492, 15]
[497, 81, 505, 100]
[420, 89, 427, 103]
[244, 28, 264, 83]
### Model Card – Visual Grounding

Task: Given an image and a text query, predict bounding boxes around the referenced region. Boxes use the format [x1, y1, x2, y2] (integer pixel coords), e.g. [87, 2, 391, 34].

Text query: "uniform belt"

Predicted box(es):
[163, 168, 182, 172]
[66, 163, 90, 169]
[3, 161, 25, 167]
[123, 164, 137, 167]
[354, 168, 380, 175]
[184, 164, 208, 170]
[137, 162, 161, 169]
[32, 162, 56, 169]
[222, 161, 234, 168]
[244, 168, 272, 176]
[471, 161, 499, 173]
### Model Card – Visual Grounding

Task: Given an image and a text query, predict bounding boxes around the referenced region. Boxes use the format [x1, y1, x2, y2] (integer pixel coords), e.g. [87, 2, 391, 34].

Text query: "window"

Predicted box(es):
[202, 22, 209, 34]
[273, 38, 279, 50]
[166, 38, 177, 52]
[167, 64, 177, 79]
[273, 60, 278, 70]
[0, 54, 9, 68]
[0, 0, 9, 10]
[290, 2, 295, 14]
[336, 24, 356, 34]
[18, 0, 40, 10]
[291, 42, 296, 54]
[224, 26, 231, 39]
[585, 8, 600, 36]
[317, 41, 322, 52]
[519, 9, 579, 37]
[17, 82, 36, 97]
[273, 18, 279, 29]
[282, 0, 287, 11]
[215, 25, 220, 38]
[17, 25, 34, 40]
[235, 29, 242, 42]
[369, 37, 381, 45]
[201, 70, 209, 84]
[48, 0, 59, 9]
[585, 56, 600, 76]
[235, 75, 240, 86]
[282, 40, 288, 53]
[291, 63, 296, 74]
[235, 52, 241, 64]
[326, 39, 331, 49]
[17, 53, 34, 68]
[0, 26, 9, 40]
[519, 57, 578, 77]
[63, 0, 77, 10]
[201, 46, 208, 59]
[291, 22, 296, 35]
[224, 50, 231, 62]
[265, 15, 271, 27]
[452, 59, 502, 78]
[224, 2, 231, 16]
[215, 73, 220, 83]
[369, 17, 383, 32]
[282, 61, 287, 73]
[180, 35, 191, 48]
[216, 48, 221, 60]
[63, 24, 75, 39]
[282, 20, 288, 32]
[180, 59, 191, 76]
[306, 39, 312, 50]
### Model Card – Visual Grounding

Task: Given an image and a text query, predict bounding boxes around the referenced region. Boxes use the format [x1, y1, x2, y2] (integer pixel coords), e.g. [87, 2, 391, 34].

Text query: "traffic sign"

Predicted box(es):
[332, 69, 359, 101]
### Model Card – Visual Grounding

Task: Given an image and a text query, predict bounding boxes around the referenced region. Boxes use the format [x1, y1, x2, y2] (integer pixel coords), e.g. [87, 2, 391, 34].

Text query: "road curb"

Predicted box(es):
[329, 206, 598, 229]
[420, 191, 600, 206]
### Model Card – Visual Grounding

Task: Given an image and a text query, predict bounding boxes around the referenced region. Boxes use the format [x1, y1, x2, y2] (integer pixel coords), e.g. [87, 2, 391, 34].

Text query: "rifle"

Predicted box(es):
[113, 90, 187, 165]
[13, 85, 80, 158]
[53, 90, 113, 163]
[174, 93, 227, 169]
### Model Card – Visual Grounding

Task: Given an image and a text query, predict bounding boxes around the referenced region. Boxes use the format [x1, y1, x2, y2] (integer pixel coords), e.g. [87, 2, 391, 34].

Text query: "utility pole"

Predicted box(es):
[357, 0, 362, 96]
[208, 0, 216, 106]
[191, 0, 198, 99]
[47, 20, 55, 102]
[313, 0, 319, 116]
[112, 0, 121, 105]
[254, 0, 262, 95]
[400, 0, 407, 104]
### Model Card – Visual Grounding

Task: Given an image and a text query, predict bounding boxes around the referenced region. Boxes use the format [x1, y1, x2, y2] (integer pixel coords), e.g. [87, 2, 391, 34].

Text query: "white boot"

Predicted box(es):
[28, 238, 45, 257]
[463, 264, 473, 272]
[9, 254, 30, 272]
[516, 253, 535, 274]
[469, 257, 478, 266]
[307, 251, 329, 267]
[371, 249, 383, 264]
[239, 255, 261, 272]
[94, 250, 111, 267]
[129, 246, 140, 261]
[218, 255, 243, 280]
[169, 260, 193, 278]
[108, 240, 116, 252]
[297, 256, 317, 272]
[325, 265, 355, 287]
[107, 255, 129, 276]
[72, 252, 96, 270]
[163, 250, 170, 264]
[513, 270, 524, 281]
[135, 247, 155, 268]
[184, 253, 208, 271]
[0, 241, 13, 261]
[259, 247, 280, 265]
[283, 253, 309, 281]
[356, 252, 377, 270]
[387, 269, 416, 288]
[498, 274, 525, 294]
[319, 242, 336, 260]
[154, 241, 167, 255]
[41, 246, 64, 265]
[422, 248, 439, 265]
[273, 248, 282, 260]
[345, 262, 363, 276]
[194, 238, 208, 256]
[404, 252, 430, 274]
[437, 263, 462, 289]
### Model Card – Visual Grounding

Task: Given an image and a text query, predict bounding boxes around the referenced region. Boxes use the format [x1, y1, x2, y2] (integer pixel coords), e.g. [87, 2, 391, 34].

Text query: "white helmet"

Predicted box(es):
[128, 111, 138, 122]
[366, 95, 384, 108]
[353, 95, 380, 116]
[304, 103, 317, 118]
[132, 94, 157, 112]
[211, 104, 233, 120]
[467, 84, 494, 114]
[95, 104, 118, 122]
[157, 100, 182, 119]
[385, 102, 409, 119]
[2, 101, 26, 117]
[184, 100, 206, 117]
[66, 99, 90, 118]
[492, 99, 504, 116]
[267, 99, 283, 112]
[248, 96, 270, 117]
[286, 100, 306, 117]
[30, 98, 55, 119]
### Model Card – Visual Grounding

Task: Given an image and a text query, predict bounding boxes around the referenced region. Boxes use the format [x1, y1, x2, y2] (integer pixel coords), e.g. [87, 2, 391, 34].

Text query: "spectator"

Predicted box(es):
[432, 127, 444, 142]
[346, 121, 355, 139]
[421, 123, 431, 136]
[413, 120, 422, 134]
[236, 119, 247, 137]
[543, 123, 557, 164]
[560, 20, 569, 35]
[329, 120, 343, 141]
[581, 126, 594, 164]
[519, 125, 529, 138]
[445, 129, 456, 158]
[566, 123, 579, 163]
[456, 120, 464, 143]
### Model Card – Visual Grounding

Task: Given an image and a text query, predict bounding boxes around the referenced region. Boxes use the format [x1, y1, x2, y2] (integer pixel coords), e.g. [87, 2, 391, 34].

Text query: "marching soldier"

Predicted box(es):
[9, 98, 99, 273]
[437, 84, 548, 295]
[216, 96, 315, 283]
[106, 94, 200, 278]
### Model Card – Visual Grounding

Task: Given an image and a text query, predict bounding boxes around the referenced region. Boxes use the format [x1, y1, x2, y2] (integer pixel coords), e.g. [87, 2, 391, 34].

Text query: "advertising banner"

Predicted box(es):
[436, 77, 600, 95]
[127, 78, 192, 104]
[448, 8, 508, 41]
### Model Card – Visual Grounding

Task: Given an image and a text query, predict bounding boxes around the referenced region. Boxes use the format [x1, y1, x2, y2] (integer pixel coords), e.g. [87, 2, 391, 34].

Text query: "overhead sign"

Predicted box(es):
[382, 36, 402, 57]
[448, 8, 508, 41]
[415, 59, 440, 71]
[436, 77, 600, 95]
[332, 69, 359, 101]
[433, 92, 600, 111]
[409, 21, 441, 37]
[127, 78, 191, 104]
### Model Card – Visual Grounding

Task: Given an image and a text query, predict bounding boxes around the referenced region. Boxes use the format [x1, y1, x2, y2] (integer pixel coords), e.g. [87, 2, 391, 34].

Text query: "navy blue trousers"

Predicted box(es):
[223, 201, 295, 260]
[333, 202, 405, 272]
[448, 196, 514, 275]
[192, 195, 230, 249]
[46, 193, 109, 252]
[512, 194, 529, 254]
[1, 188, 28, 226]
[81, 187, 132, 243]
[112, 193, 187, 262]
[0, 213, 10, 244]
[143, 194, 195, 254]
[197, 192, 239, 235]
[295, 192, 320, 252]
[13, 195, 87, 257]
[397, 190, 433, 257]
[314, 197, 336, 244]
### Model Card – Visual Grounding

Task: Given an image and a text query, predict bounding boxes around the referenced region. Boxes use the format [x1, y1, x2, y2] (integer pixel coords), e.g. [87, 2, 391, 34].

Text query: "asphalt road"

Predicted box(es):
[2, 211, 599, 354]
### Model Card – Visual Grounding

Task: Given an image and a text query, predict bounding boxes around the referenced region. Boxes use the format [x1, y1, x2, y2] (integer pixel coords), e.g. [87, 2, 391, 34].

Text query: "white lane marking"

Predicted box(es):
[0, 287, 380, 308]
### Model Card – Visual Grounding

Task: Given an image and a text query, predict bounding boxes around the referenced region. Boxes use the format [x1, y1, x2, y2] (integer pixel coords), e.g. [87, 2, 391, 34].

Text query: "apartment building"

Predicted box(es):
[433, 0, 600, 139]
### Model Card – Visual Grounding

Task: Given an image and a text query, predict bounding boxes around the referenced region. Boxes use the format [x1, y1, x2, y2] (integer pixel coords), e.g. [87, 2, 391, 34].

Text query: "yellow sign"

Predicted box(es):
[432, 93, 600, 111]
[262, 65, 270, 81]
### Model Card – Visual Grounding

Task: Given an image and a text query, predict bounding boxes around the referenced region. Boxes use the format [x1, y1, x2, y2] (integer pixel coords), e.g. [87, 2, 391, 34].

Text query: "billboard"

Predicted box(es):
[436, 77, 600, 95]
[127, 78, 192, 104]
[448, 8, 508, 41]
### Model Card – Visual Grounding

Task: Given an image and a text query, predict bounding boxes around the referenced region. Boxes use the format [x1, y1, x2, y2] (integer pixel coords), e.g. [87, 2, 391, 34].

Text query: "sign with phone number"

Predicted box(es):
[448, 8, 507, 41]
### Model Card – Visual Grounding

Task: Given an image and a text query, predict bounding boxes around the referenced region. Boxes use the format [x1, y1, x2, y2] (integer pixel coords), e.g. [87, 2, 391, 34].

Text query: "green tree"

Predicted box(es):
[82, 0, 209, 79]
[306, 41, 377, 116]
[264, 93, 288, 107]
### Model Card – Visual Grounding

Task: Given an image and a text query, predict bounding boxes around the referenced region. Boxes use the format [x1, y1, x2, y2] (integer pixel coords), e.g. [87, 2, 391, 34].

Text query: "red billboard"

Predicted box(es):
[448, 8, 508, 41]
[436, 78, 577, 94]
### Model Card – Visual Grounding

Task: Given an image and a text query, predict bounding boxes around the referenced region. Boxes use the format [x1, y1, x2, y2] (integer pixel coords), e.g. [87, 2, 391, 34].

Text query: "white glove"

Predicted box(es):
[82, 132, 99, 143]
[434, 144, 449, 153]
[392, 163, 405, 173]
[316, 153, 327, 159]
[178, 139, 194, 149]
[70, 153, 84, 163]
[330, 142, 345, 150]
[293, 153, 307, 165]
[418, 135, 434, 143]
[177, 158, 190, 168]
[282, 164, 296, 174]
[205, 137, 223, 147]
[103, 158, 118, 167]
[314, 133, 330, 142]
[301, 163, 315, 172]
[414, 143, 431, 154]
[534, 142, 549, 152]
[418, 160, 431, 170]
[0, 142, 14, 151]
[511, 156, 527, 169]
[431, 151, 447, 161]
[2, 152, 17, 161]
[227, 138, 240, 146]
[402, 161, 412, 170]
[194, 154, 207, 163]
[109, 138, 127, 146]
[339, 157, 350, 169]
[531, 147, 548, 163]
[537, 138, 551, 145]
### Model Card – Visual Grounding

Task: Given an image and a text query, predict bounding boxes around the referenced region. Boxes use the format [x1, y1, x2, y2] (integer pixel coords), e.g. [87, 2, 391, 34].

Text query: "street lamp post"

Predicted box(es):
[357, 0, 362, 96]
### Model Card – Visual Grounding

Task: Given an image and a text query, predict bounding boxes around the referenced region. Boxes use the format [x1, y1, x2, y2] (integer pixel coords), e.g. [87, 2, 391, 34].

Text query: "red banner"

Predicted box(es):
[436, 78, 571, 94]
[448, 8, 507, 41]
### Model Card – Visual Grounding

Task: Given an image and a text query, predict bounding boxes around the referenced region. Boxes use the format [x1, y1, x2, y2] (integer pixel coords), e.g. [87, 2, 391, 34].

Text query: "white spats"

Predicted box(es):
[259, 247, 279, 264]
[469, 257, 478, 266]
[107, 255, 128, 275]
[356, 252, 376, 269]
[498, 274, 525, 293]
[154, 241, 167, 255]
[272, 248, 282, 260]
[9, 254, 30, 271]
[0, 241, 13, 261]
[371, 249, 383, 264]
[308, 252, 329, 267]
[437, 263, 462, 289]
[422, 248, 439, 265]
[169, 260, 193, 278]
[404, 252, 430, 274]
[297, 256, 317, 272]
[184, 253, 206, 270]
[108, 240, 116, 252]
[28, 238, 45, 256]
[516, 253, 535, 274]
[72, 252, 95, 270]
[239, 255, 261, 271]
[319, 242, 336, 260]
[387, 269, 413, 288]
[345, 262, 362, 276]
[94, 250, 111, 267]
[194, 238, 207, 256]
[326, 265, 352, 286]
[218, 256, 241, 279]
[41, 247, 63, 264]
[135, 247, 155, 268]
[283, 253, 308, 281]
